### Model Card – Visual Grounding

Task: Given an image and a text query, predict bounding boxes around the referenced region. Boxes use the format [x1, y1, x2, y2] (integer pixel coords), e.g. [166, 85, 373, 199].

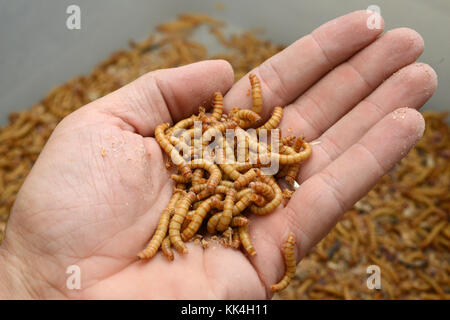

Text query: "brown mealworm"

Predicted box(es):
[138, 208, 170, 259]
[271, 232, 296, 292]
[249, 181, 275, 201]
[249, 74, 262, 114]
[217, 188, 237, 231]
[169, 191, 197, 254]
[250, 172, 282, 215]
[182, 194, 222, 241]
[231, 215, 250, 227]
[239, 226, 256, 256]
[189, 159, 222, 193]
[257, 106, 282, 132]
[155, 123, 192, 178]
[232, 192, 253, 216]
[211, 92, 224, 120]
[207, 212, 222, 234]
[251, 193, 268, 207]
[233, 168, 257, 189]
[161, 236, 174, 261]
[231, 228, 241, 249]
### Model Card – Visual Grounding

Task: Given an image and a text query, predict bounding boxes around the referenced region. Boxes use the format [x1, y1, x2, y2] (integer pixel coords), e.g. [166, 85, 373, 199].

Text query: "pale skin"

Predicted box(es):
[0, 11, 437, 299]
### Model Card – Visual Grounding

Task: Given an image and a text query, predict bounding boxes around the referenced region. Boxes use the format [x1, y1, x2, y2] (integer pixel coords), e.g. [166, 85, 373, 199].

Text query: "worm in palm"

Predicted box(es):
[217, 188, 237, 232]
[239, 226, 256, 256]
[230, 215, 250, 227]
[169, 191, 197, 254]
[257, 106, 283, 132]
[207, 212, 222, 234]
[271, 232, 296, 292]
[211, 92, 224, 121]
[231, 228, 241, 249]
[189, 159, 222, 193]
[182, 194, 222, 241]
[232, 192, 254, 216]
[233, 168, 257, 189]
[285, 136, 309, 185]
[161, 236, 174, 261]
[249, 181, 275, 201]
[250, 172, 282, 215]
[155, 123, 192, 178]
[249, 74, 262, 114]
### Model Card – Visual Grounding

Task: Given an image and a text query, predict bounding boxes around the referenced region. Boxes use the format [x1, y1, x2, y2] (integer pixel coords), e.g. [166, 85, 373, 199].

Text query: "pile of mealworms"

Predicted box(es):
[0, 13, 448, 299]
[137, 74, 311, 292]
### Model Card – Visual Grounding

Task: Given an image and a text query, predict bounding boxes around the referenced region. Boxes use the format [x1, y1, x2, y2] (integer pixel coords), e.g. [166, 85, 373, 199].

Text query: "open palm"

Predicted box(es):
[1, 11, 437, 299]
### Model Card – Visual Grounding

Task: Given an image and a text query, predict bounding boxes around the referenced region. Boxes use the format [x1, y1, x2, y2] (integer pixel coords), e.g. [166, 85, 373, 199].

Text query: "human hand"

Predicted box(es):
[0, 10, 437, 299]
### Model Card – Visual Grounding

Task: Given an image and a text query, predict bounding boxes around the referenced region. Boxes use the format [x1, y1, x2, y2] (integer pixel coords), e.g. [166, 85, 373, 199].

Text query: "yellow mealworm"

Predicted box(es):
[281, 135, 296, 146]
[202, 120, 237, 146]
[138, 208, 170, 259]
[231, 215, 250, 227]
[169, 191, 197, 254]
[257, 106, 282, 132]
[211, 92, 223, 120]
[237, 188, 252, 200]
[217, 188, 237, 231]
[191, 169, 204, 186]
[189, 159, 222, 193]
[239, 226, 256, 256]
[207, 212, 222, 234]
[155, 123, 192, 178]
[219, 163, 241, 181]
[285, 136, 307, 185]
[231, 228, 241, 249]
[258, 141, 312, 165]
[251, 193, 268, 207]
[249, 74, 262, 114]
[235, 163, 253, 172]
[161, 236, 174, 261]
[171, 174, 190, 183]
[232, 192, 253, 216]
[233, 168, 257, 189]
[182, 194, 223, 241]
[232, 109, 261, 128]
[250, 172, 282, 215]
[249, 181, 275, 201]
[271, 232, 296, 292]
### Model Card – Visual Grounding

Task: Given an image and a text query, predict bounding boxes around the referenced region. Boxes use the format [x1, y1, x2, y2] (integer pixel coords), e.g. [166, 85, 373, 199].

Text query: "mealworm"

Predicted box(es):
[239, 226, 256, 256]
[189, 159, 222, 193]
[232, 192, 253, 216]
[258, 141, 312, 165]
[233, 168, 257, 189]
[249, 181, 275, 201]
[236, 188, 252, 200]
[182, 194, 222, 241]
[171, 174, 190, 183]
[285, 137, 308, 185]
[202, 120, 237, 146]
[211, 92, 223, 120]
[222, 227, 233, 247]
[232, 109, 261, 128]
[217, 188, 237, 231]
[257, 106, 282, 132]
[138, 207, 170, 259]
[191, 169, 204, 186]
[155, 123, 192, 178]
[250, 172, 282, 215]
[235, 163, 253, 172]
[281, 135, 296, 146]
[271, 232, 296, 292]
[231, 215, 250, 227]
[251, 193, 268, 207]
[161, 236, 174, 261]
[249, 74, 262, 114]
[231, 228, 241, 249]
[169, 191, 197, 254]
[207, 212, 222, 234]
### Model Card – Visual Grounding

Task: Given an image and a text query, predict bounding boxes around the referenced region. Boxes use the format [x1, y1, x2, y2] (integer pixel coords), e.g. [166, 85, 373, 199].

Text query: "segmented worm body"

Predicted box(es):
[169, 192, 197, 254]
[249, 74, 262, 114]
[271, 233, 296, 292]
[239, 226, 256, 256]
[217, 188, 237, 231]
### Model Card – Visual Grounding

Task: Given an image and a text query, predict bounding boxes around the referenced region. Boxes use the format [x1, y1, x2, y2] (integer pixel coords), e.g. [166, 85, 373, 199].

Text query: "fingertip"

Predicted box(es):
[389, 107, 425, 144]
